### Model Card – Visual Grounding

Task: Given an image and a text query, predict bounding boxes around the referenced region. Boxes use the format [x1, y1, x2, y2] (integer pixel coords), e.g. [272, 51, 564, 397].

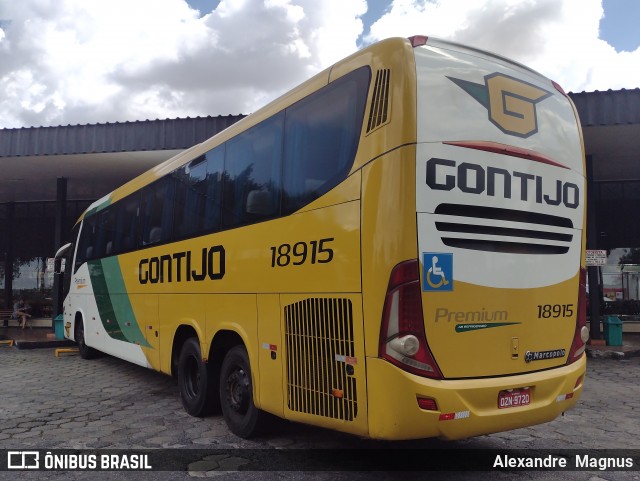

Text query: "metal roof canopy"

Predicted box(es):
[0, 115, 244, 204]
[569, 89, 640, 182]
[0, 89, 639, 204]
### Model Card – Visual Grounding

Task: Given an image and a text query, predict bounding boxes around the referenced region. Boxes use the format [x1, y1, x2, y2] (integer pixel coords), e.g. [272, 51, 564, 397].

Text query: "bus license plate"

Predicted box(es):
[498, 388, 531, 409]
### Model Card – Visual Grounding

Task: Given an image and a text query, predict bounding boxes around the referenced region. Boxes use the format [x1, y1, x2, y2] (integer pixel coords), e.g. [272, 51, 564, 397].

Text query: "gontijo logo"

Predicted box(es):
[448, 73, 552, 138]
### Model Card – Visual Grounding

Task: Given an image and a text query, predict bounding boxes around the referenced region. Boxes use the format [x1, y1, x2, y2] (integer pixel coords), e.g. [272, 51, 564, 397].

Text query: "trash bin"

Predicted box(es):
[53, 314, 64, 340]
[603, 315, 623, 347]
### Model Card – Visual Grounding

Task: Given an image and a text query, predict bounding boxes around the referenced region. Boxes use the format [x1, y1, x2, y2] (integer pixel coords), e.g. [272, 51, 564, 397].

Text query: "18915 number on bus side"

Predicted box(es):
[270, 238, 334, 268]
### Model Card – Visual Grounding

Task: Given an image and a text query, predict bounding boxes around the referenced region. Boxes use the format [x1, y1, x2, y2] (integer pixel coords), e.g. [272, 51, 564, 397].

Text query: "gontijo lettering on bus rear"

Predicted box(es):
[426, 158, 580, 209]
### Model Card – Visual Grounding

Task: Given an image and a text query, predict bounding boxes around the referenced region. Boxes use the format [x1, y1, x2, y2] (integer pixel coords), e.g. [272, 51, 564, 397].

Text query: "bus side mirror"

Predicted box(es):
[53, 242, 73, 274]
[54, 259, 66, 275]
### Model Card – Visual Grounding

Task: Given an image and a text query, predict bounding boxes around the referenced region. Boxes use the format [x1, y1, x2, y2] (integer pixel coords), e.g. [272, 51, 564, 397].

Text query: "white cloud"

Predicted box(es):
[0, 0, 366, 128]
[0, 0, 638, 129]
[365, 0, 640, 93]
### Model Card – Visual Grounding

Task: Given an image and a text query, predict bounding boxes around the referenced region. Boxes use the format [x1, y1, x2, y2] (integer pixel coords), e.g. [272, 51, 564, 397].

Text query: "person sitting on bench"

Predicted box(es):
[13, 298, 32, 329]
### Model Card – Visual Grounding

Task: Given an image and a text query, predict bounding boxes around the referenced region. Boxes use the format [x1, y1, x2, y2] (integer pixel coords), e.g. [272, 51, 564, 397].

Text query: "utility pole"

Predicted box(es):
[585, 155, 602, 340]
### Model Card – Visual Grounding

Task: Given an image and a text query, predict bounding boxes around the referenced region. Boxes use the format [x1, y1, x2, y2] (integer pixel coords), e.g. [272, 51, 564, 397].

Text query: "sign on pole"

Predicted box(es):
[585, 249, 607, 267]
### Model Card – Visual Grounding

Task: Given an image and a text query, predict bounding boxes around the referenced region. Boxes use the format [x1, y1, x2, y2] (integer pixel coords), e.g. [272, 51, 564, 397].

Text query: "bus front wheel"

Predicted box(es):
[219, 345, 269, 438]
[75, 318, 97, 360]
[177, 337, 218, 417]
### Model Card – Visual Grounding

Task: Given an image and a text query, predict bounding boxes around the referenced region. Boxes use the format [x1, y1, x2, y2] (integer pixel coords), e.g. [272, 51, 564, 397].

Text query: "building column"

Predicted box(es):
[52, 177, 67, 321]
[585, 155, 602, 340]
[3, 202, 14, 313]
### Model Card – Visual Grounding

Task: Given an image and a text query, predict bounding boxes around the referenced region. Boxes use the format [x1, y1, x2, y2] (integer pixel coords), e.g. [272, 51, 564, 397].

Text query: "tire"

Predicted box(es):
[75, 318, 97, 360]
[219, 345, 269, 438]
[177, 337, 219, 417]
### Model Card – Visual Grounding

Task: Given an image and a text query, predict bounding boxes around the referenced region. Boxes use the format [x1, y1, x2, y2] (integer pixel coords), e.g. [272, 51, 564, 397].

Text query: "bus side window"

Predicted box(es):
[173, 147, 223, 239]
[282, 66, 370, 214]
[96, 208, 117, 258]
[140, 177, 175, 246]
[75, 216, 97, 271]
[203, 145, 224, 232]
[114, 194, 138, 254]
[173, 159, 203, 239]
[223, 112, 284, 228]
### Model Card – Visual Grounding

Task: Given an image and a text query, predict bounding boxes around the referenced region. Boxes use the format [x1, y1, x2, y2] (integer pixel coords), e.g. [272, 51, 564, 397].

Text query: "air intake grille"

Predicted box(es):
[285, 298, 357, 421]
[366, 69, 391, 133]
[434, 204, 574, 255]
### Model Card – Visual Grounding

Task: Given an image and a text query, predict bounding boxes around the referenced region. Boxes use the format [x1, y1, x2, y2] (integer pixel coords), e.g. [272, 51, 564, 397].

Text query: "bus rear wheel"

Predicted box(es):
[177, 337, 218, 417]
[219, 345, 269, 438]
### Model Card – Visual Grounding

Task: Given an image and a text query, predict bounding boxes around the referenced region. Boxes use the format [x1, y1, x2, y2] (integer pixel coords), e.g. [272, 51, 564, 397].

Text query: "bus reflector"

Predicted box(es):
[556, 393, 574, 402]
[439, 411, 470, 421]
[417, 397, 438, 411]
[379, 260, 443, 379]
[567, 268, 588, 364]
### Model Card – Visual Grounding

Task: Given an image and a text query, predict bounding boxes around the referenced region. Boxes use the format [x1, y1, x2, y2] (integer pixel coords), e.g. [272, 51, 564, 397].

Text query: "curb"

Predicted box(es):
[14, 340, 76, 350]
[586, 346, 640, 359]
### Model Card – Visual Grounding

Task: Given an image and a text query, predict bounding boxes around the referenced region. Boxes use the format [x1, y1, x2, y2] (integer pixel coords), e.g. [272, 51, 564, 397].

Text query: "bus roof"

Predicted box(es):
[78, 35, 552, 224]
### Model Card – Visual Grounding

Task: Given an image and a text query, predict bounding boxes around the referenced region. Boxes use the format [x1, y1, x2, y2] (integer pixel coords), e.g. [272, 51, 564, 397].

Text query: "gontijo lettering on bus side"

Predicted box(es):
[138, 245, 225, 284]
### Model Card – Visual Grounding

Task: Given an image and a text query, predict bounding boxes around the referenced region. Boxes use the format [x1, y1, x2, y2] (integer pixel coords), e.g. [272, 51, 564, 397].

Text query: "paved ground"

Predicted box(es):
[0, 346, 638, 480]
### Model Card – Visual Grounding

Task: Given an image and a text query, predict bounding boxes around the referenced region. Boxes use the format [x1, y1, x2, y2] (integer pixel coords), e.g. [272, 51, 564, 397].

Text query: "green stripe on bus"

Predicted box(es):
[85, 198, 112, 218]
[455, 322, 521, 333]
[88, 260, 125, 341]
[88, 258, 151, 347]
[101, 256, 150, 347]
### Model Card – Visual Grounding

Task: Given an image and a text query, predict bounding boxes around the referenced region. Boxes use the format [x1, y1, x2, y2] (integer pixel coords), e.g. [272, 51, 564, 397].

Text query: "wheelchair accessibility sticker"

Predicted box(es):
[423, 252, 453, 292]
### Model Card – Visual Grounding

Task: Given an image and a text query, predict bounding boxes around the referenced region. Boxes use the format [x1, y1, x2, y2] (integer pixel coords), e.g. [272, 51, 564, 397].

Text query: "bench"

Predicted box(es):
[0, 309, 13, 327]
[0, 308, 29, 327]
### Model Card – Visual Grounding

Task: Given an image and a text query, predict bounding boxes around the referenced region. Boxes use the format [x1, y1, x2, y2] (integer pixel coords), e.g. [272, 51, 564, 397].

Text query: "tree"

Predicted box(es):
[618, 248, 640, 265]
[0, 256, 22, 282]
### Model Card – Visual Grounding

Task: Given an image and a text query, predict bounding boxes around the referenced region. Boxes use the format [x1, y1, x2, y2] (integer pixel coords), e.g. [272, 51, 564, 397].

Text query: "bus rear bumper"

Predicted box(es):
[366, 355, 586, 441]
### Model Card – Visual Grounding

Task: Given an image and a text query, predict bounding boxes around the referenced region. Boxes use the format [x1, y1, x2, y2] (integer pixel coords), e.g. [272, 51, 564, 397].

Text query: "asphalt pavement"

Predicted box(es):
[0, 345, 638, 480]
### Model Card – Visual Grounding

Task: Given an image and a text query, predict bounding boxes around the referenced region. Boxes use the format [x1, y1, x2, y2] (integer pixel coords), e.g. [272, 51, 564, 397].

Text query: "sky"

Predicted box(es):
[0, 0, 639, 129]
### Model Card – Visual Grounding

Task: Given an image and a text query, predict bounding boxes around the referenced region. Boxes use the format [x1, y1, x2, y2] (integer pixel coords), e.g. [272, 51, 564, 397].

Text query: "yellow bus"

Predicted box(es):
[57, 35, 588, 440]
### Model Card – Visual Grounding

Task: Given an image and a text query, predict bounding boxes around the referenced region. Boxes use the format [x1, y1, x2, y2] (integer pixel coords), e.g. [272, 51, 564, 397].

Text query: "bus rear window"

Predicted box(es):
[282, 66, 370, 214]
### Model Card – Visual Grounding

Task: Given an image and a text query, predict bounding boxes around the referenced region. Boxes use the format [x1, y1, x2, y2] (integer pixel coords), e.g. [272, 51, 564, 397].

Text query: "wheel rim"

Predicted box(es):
[183, 356, 201, 399]
[226, 366, 249, 415]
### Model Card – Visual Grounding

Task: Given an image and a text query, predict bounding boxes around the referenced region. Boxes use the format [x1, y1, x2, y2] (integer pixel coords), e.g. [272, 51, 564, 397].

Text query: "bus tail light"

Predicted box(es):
[408, 35, 428, 47]
[567, 268, 589, 364]
[552, 80, 569, 98]
[379, 260, 443, 379]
